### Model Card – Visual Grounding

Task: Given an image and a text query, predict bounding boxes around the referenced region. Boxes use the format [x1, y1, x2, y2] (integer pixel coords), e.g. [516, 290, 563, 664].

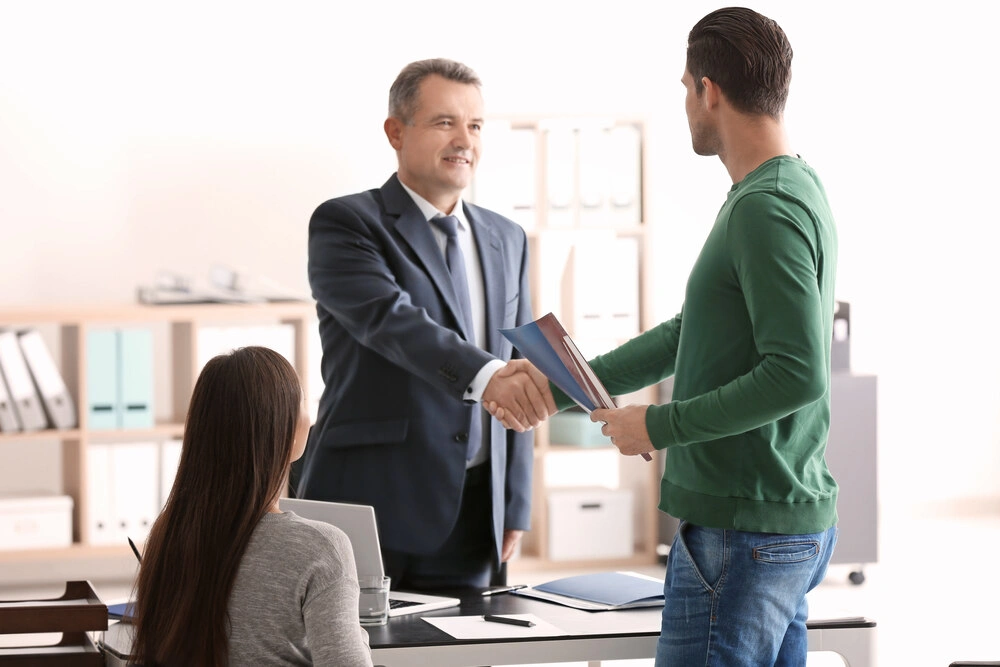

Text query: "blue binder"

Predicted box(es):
[118, 329, 153, 428]
[86, 329, 119, 429]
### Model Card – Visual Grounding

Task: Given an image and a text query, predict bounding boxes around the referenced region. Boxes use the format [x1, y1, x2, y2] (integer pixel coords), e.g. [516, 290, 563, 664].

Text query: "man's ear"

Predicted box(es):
[384, 117, 403, 150]
[701, 76, 722, 110]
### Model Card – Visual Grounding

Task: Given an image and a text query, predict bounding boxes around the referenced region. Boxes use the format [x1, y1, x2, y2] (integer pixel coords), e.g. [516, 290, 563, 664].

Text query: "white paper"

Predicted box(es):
[423, 614, 567, 639]
[0, 599, 91, 607]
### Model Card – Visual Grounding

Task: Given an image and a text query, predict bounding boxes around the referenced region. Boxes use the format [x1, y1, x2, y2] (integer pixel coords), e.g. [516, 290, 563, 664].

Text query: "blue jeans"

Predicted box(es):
[655, 522, 837, 667]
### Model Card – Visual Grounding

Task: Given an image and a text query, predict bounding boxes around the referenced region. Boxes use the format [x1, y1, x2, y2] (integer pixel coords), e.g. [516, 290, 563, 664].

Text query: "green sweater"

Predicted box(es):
[582, 156, 839, 534]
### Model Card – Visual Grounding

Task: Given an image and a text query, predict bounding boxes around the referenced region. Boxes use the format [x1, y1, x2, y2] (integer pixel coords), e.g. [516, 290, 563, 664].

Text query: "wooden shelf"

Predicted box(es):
[82, 423, 186, 441]
[0, 301, 315, 325]
[0, 424, 188, 445]
[0, 542, 133, 564]
[524, 224, 647, 240]
[473, 115, 659, 567]
[0, 302, 316, 565]
[0, 428, 82, 443]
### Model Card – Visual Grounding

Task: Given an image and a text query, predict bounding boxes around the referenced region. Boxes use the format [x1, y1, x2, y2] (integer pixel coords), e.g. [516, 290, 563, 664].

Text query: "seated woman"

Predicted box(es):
[131, 346, 373, 666]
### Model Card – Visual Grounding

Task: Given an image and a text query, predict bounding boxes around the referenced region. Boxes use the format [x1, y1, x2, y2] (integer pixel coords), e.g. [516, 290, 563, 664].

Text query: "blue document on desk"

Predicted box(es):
[514, 571, 664, 611]
[108, 602, 135, 621]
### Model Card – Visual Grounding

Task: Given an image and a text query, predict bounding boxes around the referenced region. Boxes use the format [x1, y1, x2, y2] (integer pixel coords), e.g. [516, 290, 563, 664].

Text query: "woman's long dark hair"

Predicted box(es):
[131, 346, 302, 666]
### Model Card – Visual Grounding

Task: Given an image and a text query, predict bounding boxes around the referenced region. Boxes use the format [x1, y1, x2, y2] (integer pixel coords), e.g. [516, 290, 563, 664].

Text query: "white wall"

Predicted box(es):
[2, 1, 997, 508]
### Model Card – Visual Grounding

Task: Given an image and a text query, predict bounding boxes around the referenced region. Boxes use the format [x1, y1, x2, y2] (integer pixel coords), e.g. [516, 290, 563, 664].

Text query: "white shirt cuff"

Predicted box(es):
[466, 359, 507, 403]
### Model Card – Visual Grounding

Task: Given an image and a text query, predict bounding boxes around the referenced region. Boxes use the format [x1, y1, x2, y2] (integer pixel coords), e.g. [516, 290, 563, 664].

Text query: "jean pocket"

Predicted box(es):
[674, 522, 724, 591]
[752, 540, 819, 564]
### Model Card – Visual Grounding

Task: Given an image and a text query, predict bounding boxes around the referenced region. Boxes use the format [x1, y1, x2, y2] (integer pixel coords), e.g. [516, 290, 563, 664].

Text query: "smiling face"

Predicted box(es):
[385, 74, 483, 213]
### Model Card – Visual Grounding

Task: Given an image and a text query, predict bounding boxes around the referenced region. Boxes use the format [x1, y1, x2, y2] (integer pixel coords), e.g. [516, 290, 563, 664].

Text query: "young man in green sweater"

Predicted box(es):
[600, 8, 839, 665]
[494, 7, 840, 666]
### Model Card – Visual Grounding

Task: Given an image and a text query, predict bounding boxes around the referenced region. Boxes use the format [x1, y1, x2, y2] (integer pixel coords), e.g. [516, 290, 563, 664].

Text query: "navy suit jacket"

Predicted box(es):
[298, 174, 534, 564]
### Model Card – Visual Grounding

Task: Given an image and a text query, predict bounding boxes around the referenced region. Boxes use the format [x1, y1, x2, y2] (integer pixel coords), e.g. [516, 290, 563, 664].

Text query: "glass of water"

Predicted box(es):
[358, 574, 390, 626]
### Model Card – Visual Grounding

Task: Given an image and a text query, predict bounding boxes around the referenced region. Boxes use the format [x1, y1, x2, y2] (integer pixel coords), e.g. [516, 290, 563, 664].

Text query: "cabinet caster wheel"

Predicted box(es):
[848, 570, 865, 585]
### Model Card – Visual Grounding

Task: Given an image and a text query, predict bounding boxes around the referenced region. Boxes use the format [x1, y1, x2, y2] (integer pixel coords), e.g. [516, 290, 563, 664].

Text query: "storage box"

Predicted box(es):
[0, 494, 73, 550]
[547, 487, 633, 561]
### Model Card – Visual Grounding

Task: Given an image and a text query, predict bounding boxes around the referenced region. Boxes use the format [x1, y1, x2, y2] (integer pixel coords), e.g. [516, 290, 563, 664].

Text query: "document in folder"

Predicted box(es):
[499, 313, 651, 461]
[513, 571, 664, 611]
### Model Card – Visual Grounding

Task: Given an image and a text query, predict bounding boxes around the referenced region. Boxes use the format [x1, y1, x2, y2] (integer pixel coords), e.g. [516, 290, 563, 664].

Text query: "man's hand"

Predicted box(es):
[482, 359, 556, 432]
[501, 529, 523, 562]
[591, 404, 655, 457]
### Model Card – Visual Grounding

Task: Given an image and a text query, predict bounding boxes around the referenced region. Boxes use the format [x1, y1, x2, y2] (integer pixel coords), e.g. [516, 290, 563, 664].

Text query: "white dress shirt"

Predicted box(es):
[398, 184, 506, 404]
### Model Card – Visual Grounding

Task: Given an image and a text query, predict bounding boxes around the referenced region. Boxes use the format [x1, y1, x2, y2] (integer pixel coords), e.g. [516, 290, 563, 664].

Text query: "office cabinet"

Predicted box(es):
[472, 116, 661, 570]
[547, 487, 634, 561]
[825, 373, 878, 578]
[0, 302, 314, 575]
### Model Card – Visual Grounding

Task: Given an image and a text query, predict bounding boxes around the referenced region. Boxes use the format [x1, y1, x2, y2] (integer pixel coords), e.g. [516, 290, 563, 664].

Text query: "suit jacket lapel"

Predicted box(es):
[382, 175, 469, 340]
[466, 204, 504, 354]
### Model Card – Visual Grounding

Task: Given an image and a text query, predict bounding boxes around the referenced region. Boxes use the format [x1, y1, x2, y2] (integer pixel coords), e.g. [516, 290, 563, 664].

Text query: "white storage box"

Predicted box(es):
[547, 487, 633, 561]
[0, 494, 73, 550]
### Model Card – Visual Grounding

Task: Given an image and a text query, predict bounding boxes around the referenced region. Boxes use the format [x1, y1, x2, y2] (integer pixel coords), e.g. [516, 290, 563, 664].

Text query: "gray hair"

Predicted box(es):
[388, 58, 482, 124]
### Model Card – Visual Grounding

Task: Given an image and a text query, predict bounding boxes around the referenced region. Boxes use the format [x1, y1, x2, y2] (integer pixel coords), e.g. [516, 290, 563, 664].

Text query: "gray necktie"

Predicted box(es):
[431, 214, 481, 462]
[431, 215, 475, 342]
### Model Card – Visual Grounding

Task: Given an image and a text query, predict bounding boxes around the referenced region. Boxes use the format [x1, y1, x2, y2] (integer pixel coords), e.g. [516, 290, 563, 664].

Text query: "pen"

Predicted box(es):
[481, 584, 528, 597]
[483, 614, 535, 628]
[128, 536, 142, 564]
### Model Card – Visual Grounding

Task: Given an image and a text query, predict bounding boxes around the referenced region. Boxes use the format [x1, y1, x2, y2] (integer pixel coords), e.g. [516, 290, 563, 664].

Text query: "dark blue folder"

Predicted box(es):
[108, 602, 135, 622]
[516, 571, 665, 610]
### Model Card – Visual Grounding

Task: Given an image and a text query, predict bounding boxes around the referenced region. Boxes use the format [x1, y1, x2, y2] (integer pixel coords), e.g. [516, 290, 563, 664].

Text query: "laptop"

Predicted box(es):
[279, 497, 461, 617]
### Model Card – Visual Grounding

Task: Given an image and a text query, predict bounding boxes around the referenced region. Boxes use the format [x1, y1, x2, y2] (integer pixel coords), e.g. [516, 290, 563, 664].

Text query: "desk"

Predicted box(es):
[100, 592, 875, 667]
[365, 591, 876, 667]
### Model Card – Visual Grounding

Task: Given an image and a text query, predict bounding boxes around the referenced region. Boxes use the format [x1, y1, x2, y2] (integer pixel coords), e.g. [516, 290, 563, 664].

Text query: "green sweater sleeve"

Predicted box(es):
[645, 193, 829, 448]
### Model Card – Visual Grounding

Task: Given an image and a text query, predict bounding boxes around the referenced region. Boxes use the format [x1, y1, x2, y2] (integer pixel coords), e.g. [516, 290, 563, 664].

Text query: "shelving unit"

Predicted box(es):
[473, 115, 661, 570]
[0, 302, 315, 572]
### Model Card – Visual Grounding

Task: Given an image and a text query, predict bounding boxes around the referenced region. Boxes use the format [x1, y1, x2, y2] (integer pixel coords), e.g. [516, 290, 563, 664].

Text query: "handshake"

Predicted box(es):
[481, 359, 556, 432]
[482, 359, 656, 459]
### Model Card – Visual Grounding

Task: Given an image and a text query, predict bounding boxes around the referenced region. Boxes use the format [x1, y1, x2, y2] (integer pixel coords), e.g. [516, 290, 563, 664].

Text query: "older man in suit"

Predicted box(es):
[297, 58, 554, 589]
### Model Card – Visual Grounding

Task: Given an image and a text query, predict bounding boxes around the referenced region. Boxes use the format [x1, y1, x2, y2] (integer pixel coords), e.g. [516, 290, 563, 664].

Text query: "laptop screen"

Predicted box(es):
[278, 497, 386, 580]
[277, 497, 461, 617]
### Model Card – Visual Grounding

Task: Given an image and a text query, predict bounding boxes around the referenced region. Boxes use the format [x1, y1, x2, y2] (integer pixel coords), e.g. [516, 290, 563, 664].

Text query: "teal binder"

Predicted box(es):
[86, 329, 119, 429]
[118, 329, 153, 429]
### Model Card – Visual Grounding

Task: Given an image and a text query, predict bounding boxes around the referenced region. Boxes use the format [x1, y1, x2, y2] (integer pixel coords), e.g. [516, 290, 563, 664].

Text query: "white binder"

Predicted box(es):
[86, 443, 116, 545]
[0, 330, 48, 431]
[563, 234, 640, 340]
[110, 442, 159, 543]
[0, 367, 21, 432]
[159, 438, 183, 509]
[577, 126, 610, 226]
[17, 329, 78, 429]
[607, 124, 642, 226]
[545, 126, 577, 227]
